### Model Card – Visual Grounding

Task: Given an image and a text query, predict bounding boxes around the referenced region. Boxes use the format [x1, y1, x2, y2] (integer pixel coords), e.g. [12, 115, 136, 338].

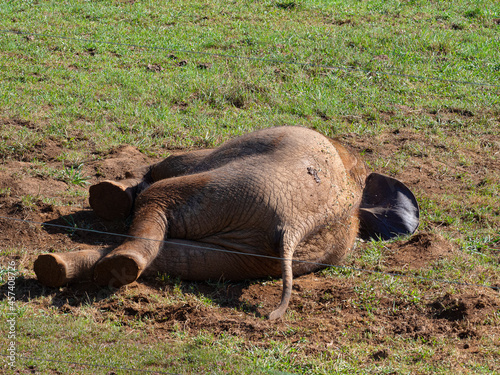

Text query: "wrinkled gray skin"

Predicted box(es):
[34, 126, 419, 319]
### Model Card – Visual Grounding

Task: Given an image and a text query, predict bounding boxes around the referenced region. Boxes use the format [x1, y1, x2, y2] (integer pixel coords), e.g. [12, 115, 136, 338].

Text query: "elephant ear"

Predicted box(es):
[358, 173, 419, 241]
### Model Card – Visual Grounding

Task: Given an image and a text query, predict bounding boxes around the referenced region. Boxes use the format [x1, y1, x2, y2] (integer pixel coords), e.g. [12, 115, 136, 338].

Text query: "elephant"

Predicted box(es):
[34, 126, 419, 319]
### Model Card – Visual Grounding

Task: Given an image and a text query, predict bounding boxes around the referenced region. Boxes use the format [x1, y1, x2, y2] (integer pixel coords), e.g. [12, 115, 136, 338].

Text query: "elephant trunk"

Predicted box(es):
[267, 228, 299, 320]
[267, 255, 293, 320]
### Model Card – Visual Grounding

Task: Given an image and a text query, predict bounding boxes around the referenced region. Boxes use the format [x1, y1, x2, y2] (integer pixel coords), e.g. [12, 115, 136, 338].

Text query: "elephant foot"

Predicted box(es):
[34, 248, 111, 287]
[34, 254, 69, 287]
[93, 254, 143, 288]
[89, 180, 134, 221]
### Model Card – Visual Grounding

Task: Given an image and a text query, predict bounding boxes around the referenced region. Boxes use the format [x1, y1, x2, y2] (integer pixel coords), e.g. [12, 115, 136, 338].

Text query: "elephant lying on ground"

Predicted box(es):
[34, 126, 419, 319]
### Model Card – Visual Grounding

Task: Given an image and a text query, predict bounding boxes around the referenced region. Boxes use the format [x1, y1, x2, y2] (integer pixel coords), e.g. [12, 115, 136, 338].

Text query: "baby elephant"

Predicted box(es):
[34, 126, 419, 319]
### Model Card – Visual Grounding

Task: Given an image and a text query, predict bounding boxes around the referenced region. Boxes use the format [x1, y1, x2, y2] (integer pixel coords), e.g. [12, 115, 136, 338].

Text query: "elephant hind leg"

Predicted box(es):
[89, 180, 139, 221]
[93, 203, 168, 288]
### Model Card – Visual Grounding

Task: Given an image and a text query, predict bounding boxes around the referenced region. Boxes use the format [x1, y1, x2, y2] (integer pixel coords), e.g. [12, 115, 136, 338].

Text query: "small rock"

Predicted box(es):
[146, 64, 163, 72]
[197, 63, 212, 70]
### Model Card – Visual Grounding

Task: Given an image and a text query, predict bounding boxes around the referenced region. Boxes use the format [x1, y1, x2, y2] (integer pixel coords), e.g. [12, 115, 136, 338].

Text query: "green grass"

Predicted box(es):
[0, 305, 276, 374]
[1, 0, 499, 155]
[1, 0, 499, 374]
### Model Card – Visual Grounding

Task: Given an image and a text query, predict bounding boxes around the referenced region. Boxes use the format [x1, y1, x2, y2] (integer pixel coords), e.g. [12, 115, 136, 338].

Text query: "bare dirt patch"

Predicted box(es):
[385, 232, 454, 270]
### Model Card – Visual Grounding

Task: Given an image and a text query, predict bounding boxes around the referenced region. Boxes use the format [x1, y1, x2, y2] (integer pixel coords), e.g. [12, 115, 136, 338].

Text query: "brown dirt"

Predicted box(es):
[0, 125, 499, 361]
[385, 232, 454, 270]
[7, 274, 498, 357]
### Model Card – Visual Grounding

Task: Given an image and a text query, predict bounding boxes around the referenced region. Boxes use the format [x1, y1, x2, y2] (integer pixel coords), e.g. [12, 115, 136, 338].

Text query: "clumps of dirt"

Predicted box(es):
[372, 349, 389, 361]
[428, 107, 474, 118]
[92, 145, 152, 180]
[429, 293, 499, 322]
[391, 313, 438, 339]
[430, 295, 468, 321]
[25, 269, 495, 356]
[385, 232, 454, 269]
[146, 64, 163, 72]
[1, 117, 38, 130]
[9, 175, 69, 204]
[32, 139, 64, 162]
[1, 118, 66, 162]
[331, 18, 356, 26]
[197, 63, 212, 70]
[98, 297, 211, 324]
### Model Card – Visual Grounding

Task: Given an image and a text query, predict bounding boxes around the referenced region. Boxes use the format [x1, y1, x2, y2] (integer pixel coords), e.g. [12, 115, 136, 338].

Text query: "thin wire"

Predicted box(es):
[0, 64, 492, 108]
[1, 29, 499, 88]
[0, 214, 498, 291]
[0, 353, 178, 374]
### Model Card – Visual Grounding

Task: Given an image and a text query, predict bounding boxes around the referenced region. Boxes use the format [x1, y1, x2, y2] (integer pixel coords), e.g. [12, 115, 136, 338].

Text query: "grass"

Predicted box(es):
[0, 0, 499, 374]
[1, 0, 499, 155]
[1, 304, 273, 374]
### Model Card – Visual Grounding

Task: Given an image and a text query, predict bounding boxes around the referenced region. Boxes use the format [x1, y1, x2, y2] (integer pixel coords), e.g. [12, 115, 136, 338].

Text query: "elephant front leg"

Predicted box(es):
[34, 248, 111, 287]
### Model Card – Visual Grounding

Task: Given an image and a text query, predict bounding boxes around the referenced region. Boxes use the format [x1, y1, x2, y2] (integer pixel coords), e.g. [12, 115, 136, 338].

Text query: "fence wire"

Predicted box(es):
[0, 214, 498, 291]
[1, 29, 499, 88]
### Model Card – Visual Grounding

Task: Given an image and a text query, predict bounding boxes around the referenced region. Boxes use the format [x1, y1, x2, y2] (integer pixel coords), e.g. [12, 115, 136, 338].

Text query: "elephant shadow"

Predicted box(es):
[42, 210, 132, 247]
[142, 277, 265, 316]
[0, 275, 264, 317]
[42, 210, 131, 247]
[0, 276, 115, 308]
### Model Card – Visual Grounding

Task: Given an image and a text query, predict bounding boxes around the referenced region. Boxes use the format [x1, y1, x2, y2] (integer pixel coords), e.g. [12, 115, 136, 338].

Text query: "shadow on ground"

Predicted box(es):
[0, 273, 262, 315]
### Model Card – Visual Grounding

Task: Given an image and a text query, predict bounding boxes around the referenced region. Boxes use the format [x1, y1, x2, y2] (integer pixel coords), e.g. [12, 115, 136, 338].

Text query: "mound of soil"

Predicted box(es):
[385, 232, 454, 269]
